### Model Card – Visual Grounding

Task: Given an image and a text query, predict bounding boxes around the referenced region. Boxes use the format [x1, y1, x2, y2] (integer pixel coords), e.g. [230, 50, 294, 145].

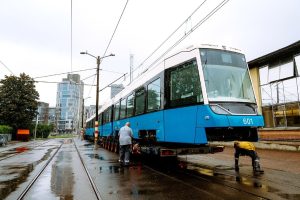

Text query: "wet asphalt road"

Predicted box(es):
[0, 138, 300, 199]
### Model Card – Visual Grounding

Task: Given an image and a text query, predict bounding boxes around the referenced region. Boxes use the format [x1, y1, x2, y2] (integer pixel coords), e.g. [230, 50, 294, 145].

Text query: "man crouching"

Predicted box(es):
[234, 141, 264, 173]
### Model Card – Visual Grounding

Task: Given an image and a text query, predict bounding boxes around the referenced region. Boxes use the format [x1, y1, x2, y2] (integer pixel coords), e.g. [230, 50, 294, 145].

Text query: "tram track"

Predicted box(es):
[16, 142, 63, 200]
[14, 139, 102, 200]
[186, 161, 300, 192]
[0, 140, 51, 162]
[141, 159, 272, 200]
[214, 166, 300, 190]
[97, 140, 273, 199]
[73, 139, 103, 200]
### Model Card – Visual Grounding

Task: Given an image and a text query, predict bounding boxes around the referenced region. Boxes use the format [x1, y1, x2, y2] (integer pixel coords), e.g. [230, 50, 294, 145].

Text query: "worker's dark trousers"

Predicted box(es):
[119, 144, 131, 165]
[235, 149, 260, 171]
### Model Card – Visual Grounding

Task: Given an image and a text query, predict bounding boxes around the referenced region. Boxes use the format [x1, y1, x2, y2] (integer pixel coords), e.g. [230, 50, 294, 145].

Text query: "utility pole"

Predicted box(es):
[95, 56, 100, 140]
[80, 51, 115, 142]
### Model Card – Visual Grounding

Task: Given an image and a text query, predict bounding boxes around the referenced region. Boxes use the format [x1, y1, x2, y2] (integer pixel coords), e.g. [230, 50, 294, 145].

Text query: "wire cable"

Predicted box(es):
[0, 60, 15, 75]
[87, 75, 96, 98]
[70, 0, 73, 73]
[82, 73, 96, 81]
[133, 0, 208, 73]
[142, 0, 230, 72]
[33, 80, 96, 86]
[33, 67, 96, 79]
[102, 0, 129, 58]
[99, 73, 127, 92]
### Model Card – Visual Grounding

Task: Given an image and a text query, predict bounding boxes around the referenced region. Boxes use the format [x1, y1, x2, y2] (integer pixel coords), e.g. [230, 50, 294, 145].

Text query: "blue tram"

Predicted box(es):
[85, 44, 264, 154]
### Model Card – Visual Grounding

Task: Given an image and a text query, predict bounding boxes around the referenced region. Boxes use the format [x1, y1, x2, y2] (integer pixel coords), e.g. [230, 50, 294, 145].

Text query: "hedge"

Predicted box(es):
[0, 125, 13, 134]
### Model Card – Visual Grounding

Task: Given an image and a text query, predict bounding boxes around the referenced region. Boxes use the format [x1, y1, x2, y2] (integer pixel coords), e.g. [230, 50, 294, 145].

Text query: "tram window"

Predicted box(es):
[295, 55, 300, 76]
[107, 107, 112, 123]
[103, 111, 107, 124]
[135, 88, 145, 115]
[120, 98, 127, 119]
[147, 78, 161, 111]
[99, 114, 102, 125]
[114, 102, 120, 121]
[167, 60, 202, 107]
[127, 94, 134, 117]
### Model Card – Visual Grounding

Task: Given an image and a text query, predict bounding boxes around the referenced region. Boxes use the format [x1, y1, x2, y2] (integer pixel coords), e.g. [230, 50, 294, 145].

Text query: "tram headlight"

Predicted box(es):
[210, 104, 230, 115]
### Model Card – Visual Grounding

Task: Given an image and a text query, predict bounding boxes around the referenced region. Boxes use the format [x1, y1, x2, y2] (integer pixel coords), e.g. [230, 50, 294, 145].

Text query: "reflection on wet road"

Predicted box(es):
[0, 140, 61, 200]
[179, 148, 300, 200]
[76, 140, 267, 200]
[1, 138, 300, 199]
[22, 139, 98, 200]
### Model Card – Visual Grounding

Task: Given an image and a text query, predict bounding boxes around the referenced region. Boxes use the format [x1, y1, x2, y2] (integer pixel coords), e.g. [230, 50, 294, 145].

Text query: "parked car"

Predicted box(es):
[0, 135, 8, 146]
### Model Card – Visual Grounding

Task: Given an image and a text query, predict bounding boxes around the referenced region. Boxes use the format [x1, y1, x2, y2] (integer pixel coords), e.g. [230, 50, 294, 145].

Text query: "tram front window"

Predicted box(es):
[200, 49, 255, 103]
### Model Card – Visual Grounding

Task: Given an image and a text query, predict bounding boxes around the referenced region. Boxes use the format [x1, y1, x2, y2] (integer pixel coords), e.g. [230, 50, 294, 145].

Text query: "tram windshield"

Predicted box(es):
[200, 49, 256, 103]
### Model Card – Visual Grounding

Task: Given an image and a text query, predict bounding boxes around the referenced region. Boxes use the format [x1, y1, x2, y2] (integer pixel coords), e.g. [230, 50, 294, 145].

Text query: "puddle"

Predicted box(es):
[99, 165, 122, 174]
[185, 163, 272, 191]
[15, 147, 29, 153]
[0, 147, 57, 199]
[86, 153, 104, 160]
[50, 148, 74, 199]
[83, 143, 93, 147]
[63, 139, 73, 144]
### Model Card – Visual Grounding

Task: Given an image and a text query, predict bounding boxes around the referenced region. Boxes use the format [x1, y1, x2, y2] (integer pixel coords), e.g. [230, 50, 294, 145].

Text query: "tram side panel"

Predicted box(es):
[164, 105, 201, 144]
[130, 111, 164, 143]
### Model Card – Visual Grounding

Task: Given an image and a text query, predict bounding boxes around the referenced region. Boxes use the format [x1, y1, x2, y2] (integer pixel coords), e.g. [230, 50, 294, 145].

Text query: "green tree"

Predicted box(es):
[30, 124, 53, 139]
[0, 73, 39, 138]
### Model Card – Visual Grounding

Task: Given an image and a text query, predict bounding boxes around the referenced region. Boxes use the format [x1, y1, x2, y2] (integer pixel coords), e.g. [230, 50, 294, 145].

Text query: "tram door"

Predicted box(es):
[164, 60, 202, 144]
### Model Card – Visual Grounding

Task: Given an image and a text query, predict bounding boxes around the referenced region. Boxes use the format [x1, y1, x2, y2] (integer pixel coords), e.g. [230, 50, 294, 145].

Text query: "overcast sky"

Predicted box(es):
[0, 0, 299, 107]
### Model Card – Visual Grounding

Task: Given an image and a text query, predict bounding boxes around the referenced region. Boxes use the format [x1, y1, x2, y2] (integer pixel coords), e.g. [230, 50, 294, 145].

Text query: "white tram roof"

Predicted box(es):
[97, 44, 243, 115]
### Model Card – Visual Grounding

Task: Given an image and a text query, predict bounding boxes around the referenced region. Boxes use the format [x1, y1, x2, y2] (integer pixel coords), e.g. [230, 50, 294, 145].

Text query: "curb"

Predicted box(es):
[209, 141, 300, 152]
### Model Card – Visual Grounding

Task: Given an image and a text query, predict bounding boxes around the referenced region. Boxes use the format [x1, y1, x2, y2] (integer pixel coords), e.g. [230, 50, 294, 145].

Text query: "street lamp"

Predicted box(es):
[80, 51, 115, 141]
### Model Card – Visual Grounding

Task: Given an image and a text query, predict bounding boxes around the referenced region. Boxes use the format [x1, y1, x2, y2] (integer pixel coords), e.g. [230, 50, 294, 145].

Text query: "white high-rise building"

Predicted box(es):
[56, 74, 84, 133]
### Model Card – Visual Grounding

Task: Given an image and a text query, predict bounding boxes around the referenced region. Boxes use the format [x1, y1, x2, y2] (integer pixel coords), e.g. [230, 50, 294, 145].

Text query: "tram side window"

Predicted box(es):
[103, 111, 107, 124]
[135, 88, 145, 115]
[167, 60, 202, 107]
[107, 107, 112, 123]
[147, 78, 161, 111]
[114, 102, 120, 121]
[127, 94, 134, 117]
[99, 114, 102, 125]
[120, 98, 127, 119]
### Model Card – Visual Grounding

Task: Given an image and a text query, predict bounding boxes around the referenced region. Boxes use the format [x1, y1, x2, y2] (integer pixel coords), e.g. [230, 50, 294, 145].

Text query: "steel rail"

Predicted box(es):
[16, 143, 63, 200]
[207, 165, 300, 189]
[177, 166, 271, 200]
[73, 139, 103, 200]
[142, 160, 270, 200]
[0, 140, 51, 161]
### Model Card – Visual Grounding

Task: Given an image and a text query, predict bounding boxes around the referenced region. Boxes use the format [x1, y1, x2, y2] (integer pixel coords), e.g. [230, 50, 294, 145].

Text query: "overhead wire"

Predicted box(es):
[33, 80, 96, 86]
[70, 0, 73, 73]
[133, 0, 208, 74]
[102, 0, 130, 58]
[86, 0, 129, 98]
[99, 73, 127, 92]
[82, 73, 96, 81]
[138, 0, 230, 74]
[93, 0, 230, 96]
[33, 67, 124, 80]
[33, 67, 96, 79]
[0, 60, 15, 75]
